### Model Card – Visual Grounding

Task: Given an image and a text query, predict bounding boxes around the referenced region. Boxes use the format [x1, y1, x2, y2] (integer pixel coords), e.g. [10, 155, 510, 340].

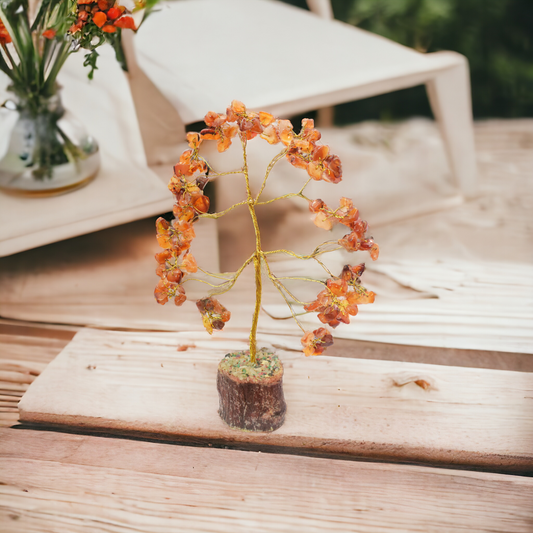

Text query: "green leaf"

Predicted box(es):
[83, 49, 99, 80]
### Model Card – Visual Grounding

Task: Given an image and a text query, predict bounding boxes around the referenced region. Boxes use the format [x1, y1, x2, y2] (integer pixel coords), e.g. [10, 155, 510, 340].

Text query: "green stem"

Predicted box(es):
[110, 29, 128, 72]
[42, 40, 70, 96]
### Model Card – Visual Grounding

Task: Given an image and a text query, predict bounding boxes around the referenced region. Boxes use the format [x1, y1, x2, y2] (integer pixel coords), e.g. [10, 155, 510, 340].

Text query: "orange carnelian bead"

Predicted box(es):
[181, 253, 198, 273]
[301, 328, 333, 357]
[174, 286, 187, 306]
[259, 111, 274, 126]
[193, 195, 209, 214]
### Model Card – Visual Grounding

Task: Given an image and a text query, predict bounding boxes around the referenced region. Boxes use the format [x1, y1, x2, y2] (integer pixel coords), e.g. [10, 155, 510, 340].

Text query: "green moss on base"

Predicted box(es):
[218, 348, 283, 384]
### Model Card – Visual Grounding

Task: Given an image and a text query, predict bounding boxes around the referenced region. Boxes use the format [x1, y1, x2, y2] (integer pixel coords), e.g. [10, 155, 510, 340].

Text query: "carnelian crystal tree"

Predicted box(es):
[154, 101, 379, 364]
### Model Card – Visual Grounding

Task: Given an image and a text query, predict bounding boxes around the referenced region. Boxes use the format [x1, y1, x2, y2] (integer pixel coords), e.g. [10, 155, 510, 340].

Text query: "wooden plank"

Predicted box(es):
[18, 328, 533, 473]
[0, 412, 19, 427]
[1, 428, 532, 533]
[0, 325, 73, 427]
[0, 333, 72, 364]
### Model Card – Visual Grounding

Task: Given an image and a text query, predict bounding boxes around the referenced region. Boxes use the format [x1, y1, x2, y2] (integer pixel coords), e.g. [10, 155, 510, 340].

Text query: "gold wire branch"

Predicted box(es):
[196, 267, 234, 280]
[261, 255, 306, 333]
[263, 242, 343, 260]
[256, 191, 312, 206]
[269, 280, 311, 307]
[203, 158, 244, 178]
[207, 170, 246, 178]
[199, 200, 249, 219]
[313, 257, 335, 278]
[254, 149, 288, 202]
[274, 276, 325, 285]
[183, 254, 255, 296]
[181, 278, 231, 289]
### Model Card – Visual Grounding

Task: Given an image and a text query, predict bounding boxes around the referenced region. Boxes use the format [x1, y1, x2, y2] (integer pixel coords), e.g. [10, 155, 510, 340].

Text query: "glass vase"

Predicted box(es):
[0, 89, 100, 197]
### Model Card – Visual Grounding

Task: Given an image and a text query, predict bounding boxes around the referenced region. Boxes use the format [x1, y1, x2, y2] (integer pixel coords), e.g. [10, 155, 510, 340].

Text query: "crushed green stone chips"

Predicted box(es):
[218, 348, 283, 383]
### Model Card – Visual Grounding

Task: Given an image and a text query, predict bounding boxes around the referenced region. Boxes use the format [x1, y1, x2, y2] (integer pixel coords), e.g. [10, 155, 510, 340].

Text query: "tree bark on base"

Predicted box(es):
[217, 358, 286, 432]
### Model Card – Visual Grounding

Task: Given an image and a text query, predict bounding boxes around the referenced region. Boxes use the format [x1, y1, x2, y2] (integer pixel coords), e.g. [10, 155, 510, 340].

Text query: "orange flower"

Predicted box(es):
[307, 145, 342, 184]
[42, 28, 56, 39]
[114, 15, 136, 29]
[92, 11, 107, 28]
[69, 21, 83, 33]
[0, 18, 12, 45]
[107, 6, 122, 19]
[196, 297, 231, 334]
[102, 24, 116, 33]
[301, 327, 333, 356]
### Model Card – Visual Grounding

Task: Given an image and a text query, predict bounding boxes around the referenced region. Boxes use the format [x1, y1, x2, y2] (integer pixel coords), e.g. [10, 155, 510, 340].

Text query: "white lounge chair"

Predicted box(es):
[131, 0, 477, 197]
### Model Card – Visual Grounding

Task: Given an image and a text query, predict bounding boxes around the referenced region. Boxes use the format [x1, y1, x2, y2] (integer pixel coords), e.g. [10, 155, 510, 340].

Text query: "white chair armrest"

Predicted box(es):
[306, 0, 333, 20]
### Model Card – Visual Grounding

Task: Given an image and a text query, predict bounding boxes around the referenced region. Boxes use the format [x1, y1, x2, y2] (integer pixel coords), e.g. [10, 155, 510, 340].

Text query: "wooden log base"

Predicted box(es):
[217, 348, 286, 432]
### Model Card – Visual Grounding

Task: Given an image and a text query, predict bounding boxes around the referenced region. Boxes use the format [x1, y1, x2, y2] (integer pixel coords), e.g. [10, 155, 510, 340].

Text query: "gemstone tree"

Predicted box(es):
[154, 101, 379, 431]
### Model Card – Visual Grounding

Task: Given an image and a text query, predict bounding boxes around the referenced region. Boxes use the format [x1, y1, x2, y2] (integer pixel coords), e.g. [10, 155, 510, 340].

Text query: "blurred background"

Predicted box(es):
[282, 0, 533, 123]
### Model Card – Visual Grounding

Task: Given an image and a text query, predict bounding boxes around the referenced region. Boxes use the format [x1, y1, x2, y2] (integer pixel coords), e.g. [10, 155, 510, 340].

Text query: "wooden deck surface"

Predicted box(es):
[1, 321, 533, 532]
[1, 118, 532, 531]
[2, 428, 533, 533]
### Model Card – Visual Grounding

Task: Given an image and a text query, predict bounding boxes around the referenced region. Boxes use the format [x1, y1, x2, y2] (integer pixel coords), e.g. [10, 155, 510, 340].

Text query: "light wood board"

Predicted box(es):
[1, 428, 533, 533]
[18, 328, 533, 473]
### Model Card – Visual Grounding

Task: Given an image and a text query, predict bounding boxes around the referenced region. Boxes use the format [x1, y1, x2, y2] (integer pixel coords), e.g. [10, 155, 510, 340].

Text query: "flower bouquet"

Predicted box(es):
[0, 0, 157, 195]
[154, 101, 379, 432]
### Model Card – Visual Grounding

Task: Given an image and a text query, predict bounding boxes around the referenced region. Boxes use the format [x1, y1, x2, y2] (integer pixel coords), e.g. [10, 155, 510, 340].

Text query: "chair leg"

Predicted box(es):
[317, 106, 334, 128]
[426, 55, 478, 198]
[121, 30, 186, 168]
